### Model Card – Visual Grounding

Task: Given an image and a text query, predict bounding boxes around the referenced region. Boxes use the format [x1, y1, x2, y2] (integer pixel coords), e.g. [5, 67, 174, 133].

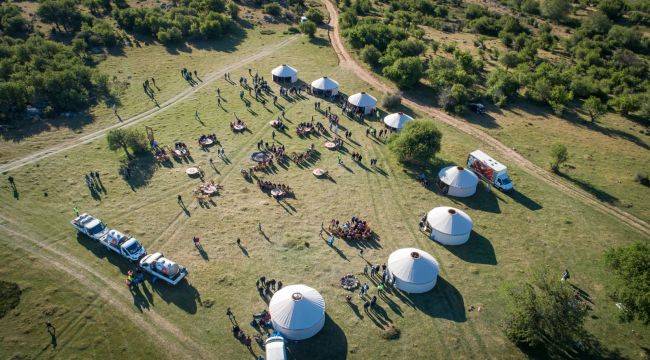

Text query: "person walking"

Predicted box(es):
[276, 281, 282, 290]
[562, 269, 570, 281]
[226, 307, 236, 324]
[193, 236, 200, 247]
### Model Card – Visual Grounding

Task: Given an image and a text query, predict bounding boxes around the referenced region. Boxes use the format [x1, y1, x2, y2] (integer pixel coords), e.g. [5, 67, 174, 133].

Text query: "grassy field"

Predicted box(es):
[0, 24, 648, 360]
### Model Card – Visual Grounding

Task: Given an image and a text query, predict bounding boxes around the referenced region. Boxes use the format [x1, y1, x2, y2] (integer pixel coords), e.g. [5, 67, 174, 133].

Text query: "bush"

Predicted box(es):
[157, 27, 183, 44]
[440, 84, 470, 113]
[388, 121, 442, 164]
[549, 143, 568, 172]
[343, 22, 407, 51]
[360, 44, 381, 67]
[486, 69, 519, 106]
[604, 242, 650, 323]
[339, 10, 357, 29]
[381, 92, 402, 110]
[107, 128, 149, 158]
[582, 96, 606, 122]
[0, 4, 30, 37]
[382, 56, 425, 88]
[540, 0, 571, 22]
[299, 20, 316, 38]
[599, 0, 626, 20]
[503, 267, 589, 353]
[228, 2, 239, 19]
[305, 8, 324, 24]
[0, 281, 21, 319]
[264, 3, 282, 17]
[37, 0, 83, 32]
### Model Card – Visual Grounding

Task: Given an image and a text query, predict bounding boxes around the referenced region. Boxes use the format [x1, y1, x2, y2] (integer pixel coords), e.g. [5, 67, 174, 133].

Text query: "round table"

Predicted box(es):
[200, 138, 213, 146]
[269, 120, 281, 127]
[324, 142, 337, 150]
[202, 185, 217, 195]
[313, 168, 327, 177]
[233, 124, 245, 131]
[186, 167, 200, 176]
[251, 152, 270, 163]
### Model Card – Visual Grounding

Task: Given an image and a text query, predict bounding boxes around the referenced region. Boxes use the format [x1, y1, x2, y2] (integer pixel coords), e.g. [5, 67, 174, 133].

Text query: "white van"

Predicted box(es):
[265, 335, 287, 360]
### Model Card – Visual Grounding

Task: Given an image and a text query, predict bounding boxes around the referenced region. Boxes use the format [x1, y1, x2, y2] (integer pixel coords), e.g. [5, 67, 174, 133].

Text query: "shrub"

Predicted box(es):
[305, 8, 324, 24]
[381, 92, 402, 110]
[360, 44, 381, 67]
[540, 0, 571, 22]
[37, 0, 83, 32]
[228, 2, 239, 19]
[582, 96, 606, 122]
[339, 10, 357, 29]
[604, 242, 650, 323]
[486, 69, 519, 106]
[503, 267, 589, 353]
[299, 20, 316, 38]
[388, 121, 442, 164]
[157, 27, 183, 44]
[599, 0, 626, 20]
[107, 128, 148, 158]
[0, 281, 21, 319]
[549, 143, 568, 172]
[263, 3, 282, 17]
[382, 56, 425, 88]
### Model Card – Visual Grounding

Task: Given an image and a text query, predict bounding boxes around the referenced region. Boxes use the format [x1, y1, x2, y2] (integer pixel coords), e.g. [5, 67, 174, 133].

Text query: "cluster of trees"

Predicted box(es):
[0, 4, 31, 37]
[113, 0, 235, 45]
[604, 242, 650, 324]
[388, 121, 442, 164]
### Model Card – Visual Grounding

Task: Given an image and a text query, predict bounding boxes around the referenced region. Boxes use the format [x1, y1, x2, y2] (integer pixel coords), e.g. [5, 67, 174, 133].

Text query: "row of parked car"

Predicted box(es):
[71, 214, 187, 285]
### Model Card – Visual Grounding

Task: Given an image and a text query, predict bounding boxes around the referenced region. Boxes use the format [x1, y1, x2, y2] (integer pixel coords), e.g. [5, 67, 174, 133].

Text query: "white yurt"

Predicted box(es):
[426, 206, 473, 245]
[387, 248, 439, 293]
[271, 64, 298, 83]
[383, 112, 414, 130]
[311, 76, 340, 96]
[347, 92, 377, 115]
[438, 166, 479, 197]
[269, 284, 325, 340]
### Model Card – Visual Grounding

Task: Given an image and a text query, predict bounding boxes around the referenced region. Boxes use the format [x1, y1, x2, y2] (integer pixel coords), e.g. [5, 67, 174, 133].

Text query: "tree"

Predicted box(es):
[305, 8, 324, 24]
[549, 143, 568, 172]
[440, 84, 469, 113]
[486, 69, 519, 107]
[381, 92, 402, 110]
[599, 0, 626, 20]
[360, 44, 381, 67]
[540, 0, 571, 22]
[503, 267, 589, 353]
[382, 57, 425, 88]
[107, 128, 148, 158]
[227, 2, 239, 19]
[299, 20, 316, 38]
[610, 94, 639, 116]
[37, 0, 83, 32]
[582, 96, 606, 122]
[263, 3, 282, 17]
[604, 242, 650, 324]
[388, 121, 442, 164]
[500, 51, 520, 69]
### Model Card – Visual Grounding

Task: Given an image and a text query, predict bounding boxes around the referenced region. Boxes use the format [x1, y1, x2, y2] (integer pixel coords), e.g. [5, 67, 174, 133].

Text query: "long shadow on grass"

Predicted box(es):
[151, 279, 200, 314]
[440, 231, 497, 265]
[557, 172, 619, 205]
[119, 152, 158, 190]
[449, 183, 502, 214]
[504, 189, 542, 211]
[404, 277, 466, 322]
[286, 314, 347, 360]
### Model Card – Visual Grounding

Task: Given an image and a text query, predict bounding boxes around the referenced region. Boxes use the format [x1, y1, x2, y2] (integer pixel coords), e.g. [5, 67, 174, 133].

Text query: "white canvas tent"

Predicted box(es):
[438, 166, 479, 197]
[426, 206, 473, 245]
[347, 92, 377, 115]
[387, 248, 439, 293]
[383, 112, 413, 130]
[271, 64, 298, 83]
[311, 76, 340, 96]
[269, 284, 325, 340]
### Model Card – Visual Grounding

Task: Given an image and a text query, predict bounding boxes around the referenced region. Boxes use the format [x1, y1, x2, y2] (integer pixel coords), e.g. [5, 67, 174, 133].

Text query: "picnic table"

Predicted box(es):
[186, 167, 200, 176]
[199, 138, 214, 146]
[270, 188, 285, 198]
[313, 168, 328, 177]
[324, 141, 338, 150]
[233, 124, 245, 131]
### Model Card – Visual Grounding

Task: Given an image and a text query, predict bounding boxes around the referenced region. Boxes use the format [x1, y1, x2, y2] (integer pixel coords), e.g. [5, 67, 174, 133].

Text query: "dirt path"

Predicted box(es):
[323, 0, 649, 236]
[0, 36, 298, 173]
[0, 215, 211, 359]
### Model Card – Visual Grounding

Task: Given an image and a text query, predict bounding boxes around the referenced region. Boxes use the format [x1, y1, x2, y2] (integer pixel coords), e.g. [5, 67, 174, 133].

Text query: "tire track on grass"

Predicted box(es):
[0, 36, 298, 173]
[0, 215, 209, 360]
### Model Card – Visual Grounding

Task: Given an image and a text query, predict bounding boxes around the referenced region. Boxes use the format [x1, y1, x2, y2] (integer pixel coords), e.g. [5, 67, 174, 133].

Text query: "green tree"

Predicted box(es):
[0, 82, 31, 121]
[486, 69, 519, 107]
[540, 0, 571, 22]
[582, 96, 606, 122]
[549, 143, 568, 172]
[37, 0, 83, 32]
[263, 3, 282, 17]
[605, 242, 650, 324]
[599, 0, 626, 20]
[610, 93, 640, 116]
[227, 2, 239, 19]
[299, 20, 316, 38]
[305, 8, 324, 24]
[107, 128, 148, 158]
[382, 57, 425, 88]
[388, 121, 442, 165]
[360, 44, 381, 67]
[499, 51, 520, 69]
[503, 267, 589, 352]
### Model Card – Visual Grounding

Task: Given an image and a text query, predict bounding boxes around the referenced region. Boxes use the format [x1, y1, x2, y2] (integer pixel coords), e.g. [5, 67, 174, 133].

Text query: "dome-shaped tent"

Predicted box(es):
[383, 112, 414, 130]
[271, 64, 298, 83]
[438, 166, 479, 197]
[269, 284, 325, 340]
[347, 92, 377, 115]
[426, 207, 473, 245]
[311, 76, 340, 97]
[387, 248, 439, 293]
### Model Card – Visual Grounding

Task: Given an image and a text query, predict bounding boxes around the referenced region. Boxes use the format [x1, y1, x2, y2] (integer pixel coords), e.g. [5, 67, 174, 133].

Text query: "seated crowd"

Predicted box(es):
[329, 216, 372, 240]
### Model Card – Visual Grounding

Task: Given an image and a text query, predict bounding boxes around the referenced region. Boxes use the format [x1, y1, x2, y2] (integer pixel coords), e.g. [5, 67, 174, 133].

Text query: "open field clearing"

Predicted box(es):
[1, 25, 648, 360]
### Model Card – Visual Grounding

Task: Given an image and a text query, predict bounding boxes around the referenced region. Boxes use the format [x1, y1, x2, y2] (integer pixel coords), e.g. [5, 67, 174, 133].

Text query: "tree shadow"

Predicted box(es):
[119, 152, 158, 190]
[440, 231, 497, 265]
[286, 314, 347, 360]
[403, 277, 466, 322]
[557, 172, 619, 205]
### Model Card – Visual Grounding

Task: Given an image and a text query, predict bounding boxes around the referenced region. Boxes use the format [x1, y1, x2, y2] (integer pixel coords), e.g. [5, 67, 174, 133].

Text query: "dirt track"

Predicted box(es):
[323, 0, 649, 236]
[0, 36, 298, 173]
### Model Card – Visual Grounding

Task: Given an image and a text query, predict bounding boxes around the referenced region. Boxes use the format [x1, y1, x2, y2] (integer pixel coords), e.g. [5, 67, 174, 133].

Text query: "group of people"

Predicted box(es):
[257, 180, 292, 197]
[173, 142, 190, 157]
[296, 122, 314, 136]
[84, 171, 104, 195]
[364, 263, 395, 286]
[230, 119, 247, 132]
[290, 146, 315, 164]
[255, 276, 283, 299]
[142, 77, 158, 99]
[181, 68, 199, 86]
[198, 134, 217, 147]
[329, 216, 373, 241]
[351, 152, 363, 163]
[279, 85, 304, 97]
[153, 147, 170, 162]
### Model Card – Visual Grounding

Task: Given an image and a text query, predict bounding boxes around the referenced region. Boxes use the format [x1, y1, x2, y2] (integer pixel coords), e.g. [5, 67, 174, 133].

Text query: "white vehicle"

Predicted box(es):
[71, 214, 109, 241]
[139, 252, 188, 285]
[71, 214, 146, 262]
[467, 150, 514, 191]
[104, 229, 146, 261]
[265, 336, 287, 360]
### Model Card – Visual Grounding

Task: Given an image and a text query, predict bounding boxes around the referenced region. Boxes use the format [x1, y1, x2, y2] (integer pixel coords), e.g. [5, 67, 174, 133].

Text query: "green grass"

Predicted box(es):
[0, 29, 649, 360]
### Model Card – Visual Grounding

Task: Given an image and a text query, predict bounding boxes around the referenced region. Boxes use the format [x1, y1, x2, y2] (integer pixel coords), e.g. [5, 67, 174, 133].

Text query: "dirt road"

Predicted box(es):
[323, 0, 649, 236]
[0, 36, 298, 173]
